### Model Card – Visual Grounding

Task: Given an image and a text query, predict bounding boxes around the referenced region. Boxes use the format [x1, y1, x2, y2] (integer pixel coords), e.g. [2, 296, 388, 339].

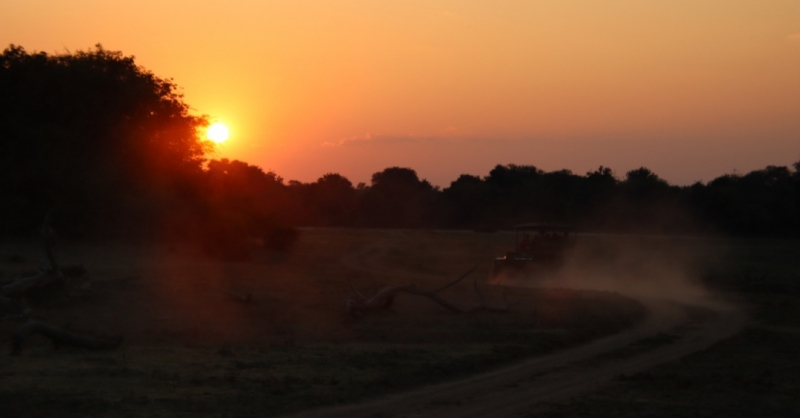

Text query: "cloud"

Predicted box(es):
[789, 34, 800, 41]
[322, 133, 373, 147]
[322, 133, 452, 148]
[321, 132, 517, 148]
[322, 126, 507, 148]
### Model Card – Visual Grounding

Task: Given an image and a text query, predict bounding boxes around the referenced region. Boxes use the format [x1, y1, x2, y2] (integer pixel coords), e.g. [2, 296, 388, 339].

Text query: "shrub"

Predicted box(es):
[263, 226, 299, 253]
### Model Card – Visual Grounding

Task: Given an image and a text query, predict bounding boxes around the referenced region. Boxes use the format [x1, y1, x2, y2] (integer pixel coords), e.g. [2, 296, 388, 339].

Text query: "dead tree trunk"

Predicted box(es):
[2, 217, 124, 355]
[0, 217, 63, 300]
[40, 215, 59, 273]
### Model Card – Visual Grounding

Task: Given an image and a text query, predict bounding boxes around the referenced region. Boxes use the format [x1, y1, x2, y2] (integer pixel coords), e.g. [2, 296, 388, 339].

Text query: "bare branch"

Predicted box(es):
[0, 271, 60, 299]
[346, 267, 480, 317]
[431, 266, 477, 293]
[347, 278, 367, 302]
[12, 321, 123, 355]
[473, 276, 487, 306]
[40, 215, 58, 273]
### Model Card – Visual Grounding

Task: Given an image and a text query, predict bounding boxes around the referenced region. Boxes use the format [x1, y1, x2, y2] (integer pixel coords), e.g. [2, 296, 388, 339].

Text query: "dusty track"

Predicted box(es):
[290, 232, 746, 418]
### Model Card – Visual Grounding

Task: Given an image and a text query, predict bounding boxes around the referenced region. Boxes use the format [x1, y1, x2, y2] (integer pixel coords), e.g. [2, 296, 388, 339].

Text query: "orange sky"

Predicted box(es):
[3, 0, 799, 186]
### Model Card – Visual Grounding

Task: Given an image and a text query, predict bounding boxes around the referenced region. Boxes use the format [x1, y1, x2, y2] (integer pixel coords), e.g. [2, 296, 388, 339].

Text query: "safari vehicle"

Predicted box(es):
[491, 223, 577, 281]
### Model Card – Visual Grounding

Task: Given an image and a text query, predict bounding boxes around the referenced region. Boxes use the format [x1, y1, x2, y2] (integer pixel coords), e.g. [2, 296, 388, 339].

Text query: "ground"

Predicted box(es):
[0, 229, 797, 417]
[529, 238, 800, 418]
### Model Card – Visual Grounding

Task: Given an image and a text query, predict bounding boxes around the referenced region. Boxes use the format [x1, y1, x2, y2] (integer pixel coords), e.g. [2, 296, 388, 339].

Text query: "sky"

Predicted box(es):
[2, 0, 799, 186]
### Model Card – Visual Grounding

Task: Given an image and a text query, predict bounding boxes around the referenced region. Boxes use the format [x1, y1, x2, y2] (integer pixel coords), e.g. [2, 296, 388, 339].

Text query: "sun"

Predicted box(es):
[206, 122, 230, 143]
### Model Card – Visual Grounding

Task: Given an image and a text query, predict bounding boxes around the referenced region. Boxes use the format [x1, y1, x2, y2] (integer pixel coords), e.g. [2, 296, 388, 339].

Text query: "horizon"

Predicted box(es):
[210, 155, 797, 189]
[3, 0, 798, 187]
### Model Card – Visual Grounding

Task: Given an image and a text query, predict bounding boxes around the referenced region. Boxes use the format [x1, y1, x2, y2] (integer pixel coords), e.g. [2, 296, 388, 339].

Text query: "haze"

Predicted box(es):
[3, 0, 798, 185]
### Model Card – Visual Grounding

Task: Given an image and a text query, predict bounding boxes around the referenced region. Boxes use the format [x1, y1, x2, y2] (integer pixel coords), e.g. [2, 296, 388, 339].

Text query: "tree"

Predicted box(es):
[483, 165, 545, 225]
[313, 173, 357, 226]
[586, 166, 616, 186]
[442, 175, 488, 228]
[623, 167, 668, 196]
[205, 158, 289, 232]
[360, 167, 437, 227]
[0, 44, 211, 236]
[582, 166, 617, 208]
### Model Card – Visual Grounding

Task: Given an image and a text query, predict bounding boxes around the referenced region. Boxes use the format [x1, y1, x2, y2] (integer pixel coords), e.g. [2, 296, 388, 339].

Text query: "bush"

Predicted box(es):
[199, 226, 251, 261]
[263, 226, 300, 253]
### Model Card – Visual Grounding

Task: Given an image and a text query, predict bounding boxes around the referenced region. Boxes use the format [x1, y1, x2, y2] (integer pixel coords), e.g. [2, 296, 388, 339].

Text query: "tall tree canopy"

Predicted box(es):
[0, 44, 210, 235]
[360, 167, 438, 227]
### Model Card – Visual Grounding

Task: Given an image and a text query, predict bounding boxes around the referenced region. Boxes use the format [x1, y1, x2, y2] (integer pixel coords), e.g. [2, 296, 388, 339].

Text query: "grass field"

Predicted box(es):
[0, 229, 645, 418]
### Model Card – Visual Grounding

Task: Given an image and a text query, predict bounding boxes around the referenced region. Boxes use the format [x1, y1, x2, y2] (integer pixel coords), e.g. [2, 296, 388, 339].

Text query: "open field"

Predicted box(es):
[3, 229, 796, 417]
[0, 229, 645, 418]
[289, 232, 749, 417]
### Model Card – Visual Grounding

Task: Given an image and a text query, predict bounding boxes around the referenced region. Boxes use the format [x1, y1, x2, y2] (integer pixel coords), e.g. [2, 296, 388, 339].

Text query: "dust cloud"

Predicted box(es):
[502, 234, 731, 309]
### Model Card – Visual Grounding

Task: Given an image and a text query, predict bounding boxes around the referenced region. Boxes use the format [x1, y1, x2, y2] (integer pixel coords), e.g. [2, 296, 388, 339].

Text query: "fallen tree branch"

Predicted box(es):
[346, 266, 519, 317]
[0, 271, 61, 299]
[12, 321, 123, 355]
[465, 277, 518, 314]
[346, 267, 476, 316]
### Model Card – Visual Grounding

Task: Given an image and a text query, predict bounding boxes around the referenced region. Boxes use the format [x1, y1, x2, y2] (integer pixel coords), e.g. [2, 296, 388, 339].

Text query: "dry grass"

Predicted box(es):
[0, 229, 644, 417]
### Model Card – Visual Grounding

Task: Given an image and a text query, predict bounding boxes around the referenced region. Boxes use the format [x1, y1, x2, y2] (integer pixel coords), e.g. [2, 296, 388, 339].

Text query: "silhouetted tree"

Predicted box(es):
[539, 169, 584, 222]
[622, 167, 669, 198]
[0, 44, 210, 236]
[733, 165, 795, 235]
[585, 166, 617, 192]
[204, 158, 291, 232]
[360, 167, 437, 227]
[442, 174, 489, 228]
[313, 173, 357, 226]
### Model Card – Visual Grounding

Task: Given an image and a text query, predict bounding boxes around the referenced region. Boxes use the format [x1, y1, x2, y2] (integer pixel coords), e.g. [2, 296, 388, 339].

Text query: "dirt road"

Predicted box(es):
[289, 232, 746, 418]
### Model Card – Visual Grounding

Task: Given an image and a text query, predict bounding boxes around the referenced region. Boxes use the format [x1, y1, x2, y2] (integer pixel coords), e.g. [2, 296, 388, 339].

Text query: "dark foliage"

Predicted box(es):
[280, 161, 800, 237]
[358, 167, 439, 228]
[263, 226, 300, 253]
[0, 44, 209, 237]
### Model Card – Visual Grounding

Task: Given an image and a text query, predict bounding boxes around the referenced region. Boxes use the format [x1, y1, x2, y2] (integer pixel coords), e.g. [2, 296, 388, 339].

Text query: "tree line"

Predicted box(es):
[215, 161, 800, 237]
[2, 45, 798, 241]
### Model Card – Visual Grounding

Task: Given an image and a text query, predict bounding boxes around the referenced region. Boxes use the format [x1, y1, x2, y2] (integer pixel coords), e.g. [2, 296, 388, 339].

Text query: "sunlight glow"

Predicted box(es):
[206, 122, 230, 143]
[9, 1, 798, 185]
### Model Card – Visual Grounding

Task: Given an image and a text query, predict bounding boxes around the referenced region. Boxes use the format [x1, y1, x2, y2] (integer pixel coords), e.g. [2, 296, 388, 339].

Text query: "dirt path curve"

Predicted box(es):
[290, 232, 747, 418]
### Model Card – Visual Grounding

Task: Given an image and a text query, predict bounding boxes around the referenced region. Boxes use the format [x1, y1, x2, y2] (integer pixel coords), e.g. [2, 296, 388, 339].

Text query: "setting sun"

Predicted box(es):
[206, 122, 229, 144]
